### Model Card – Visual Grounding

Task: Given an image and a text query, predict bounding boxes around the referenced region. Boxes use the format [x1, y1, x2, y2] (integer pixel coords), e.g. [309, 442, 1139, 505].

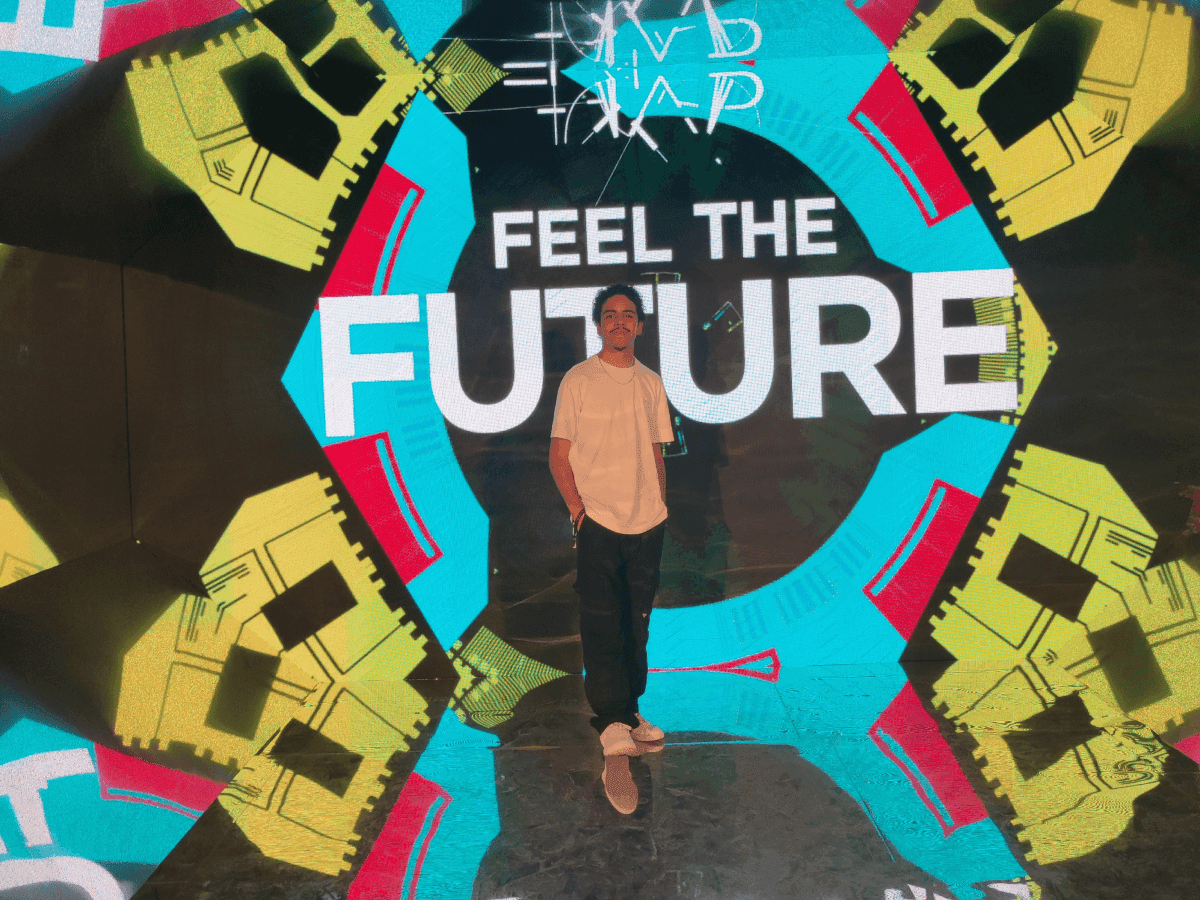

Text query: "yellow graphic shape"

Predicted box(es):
[427, 38, 507, 114]
[116, 472, 432, 874]
[126, 0, 433, 270]
[933, 442, 1200, 746]
[932, 445, 1157, 667]
[0, 494, 58, 589]
[449, 627, 567, 729]
[893, 0, 1192, 239]
[0, 257, 57, 589]
[222, 679, 429, 874]
[974, 280, 1056, 426]
[1054, 551, 1200, 742]
[930, 444, 1200, 858]
[932, 664, 1166, 865]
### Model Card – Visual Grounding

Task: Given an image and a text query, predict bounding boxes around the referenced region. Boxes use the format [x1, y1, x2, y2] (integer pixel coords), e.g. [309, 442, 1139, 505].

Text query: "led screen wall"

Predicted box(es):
[1, 0, 1199, 898]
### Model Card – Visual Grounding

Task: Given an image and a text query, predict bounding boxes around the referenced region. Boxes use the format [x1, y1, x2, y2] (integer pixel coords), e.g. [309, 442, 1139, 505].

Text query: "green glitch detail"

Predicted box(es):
[450, 626, 567, 729]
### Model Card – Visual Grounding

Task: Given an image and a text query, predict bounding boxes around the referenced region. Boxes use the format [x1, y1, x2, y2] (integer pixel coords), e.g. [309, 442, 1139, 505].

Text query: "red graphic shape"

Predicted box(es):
[650, 647, 781, 683]
[869, 684, 987, 836]
[100, 0, 243, 59]
[1175, 734, 1200, 764]
[846, 0, 921, 49]
[325, 432, 442, 583]
[740, 59, 756, 66]
[93, 744, 225, 817]
[324, 165, 425, 298]
[849, 65, 971, 226]
[349, 772, 450, 900]
[1184, 485, 1200, 534]
[864, 479, 979, 640]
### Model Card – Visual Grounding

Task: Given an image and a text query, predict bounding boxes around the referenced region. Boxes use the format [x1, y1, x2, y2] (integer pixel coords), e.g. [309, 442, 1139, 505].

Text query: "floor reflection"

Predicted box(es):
[127, 662, 1200, 900]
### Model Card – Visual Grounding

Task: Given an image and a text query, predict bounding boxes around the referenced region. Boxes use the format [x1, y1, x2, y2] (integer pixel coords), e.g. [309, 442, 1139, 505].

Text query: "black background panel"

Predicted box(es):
[1088, 617, 1172, 713]
[261, 560, 357, 650]
[221, 54, 341, 179]
[205, 644, 283, 739]
[269, 716, 363, 797]
[1002, 692, 1102, 780]
[997, 534, 1097, 622]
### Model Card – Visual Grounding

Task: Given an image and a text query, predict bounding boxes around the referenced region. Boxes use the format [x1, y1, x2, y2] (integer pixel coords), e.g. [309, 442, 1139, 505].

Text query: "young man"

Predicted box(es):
[549, 284, 673, 813]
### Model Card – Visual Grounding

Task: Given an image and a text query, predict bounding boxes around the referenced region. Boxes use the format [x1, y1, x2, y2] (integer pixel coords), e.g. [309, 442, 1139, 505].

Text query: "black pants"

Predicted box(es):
[574, 516, 666, 735]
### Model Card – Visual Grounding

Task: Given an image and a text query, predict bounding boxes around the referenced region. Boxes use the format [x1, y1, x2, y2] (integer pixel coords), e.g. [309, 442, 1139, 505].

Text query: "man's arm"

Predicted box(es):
[655, 444, 666, 504]
[549, 437, 585, 522]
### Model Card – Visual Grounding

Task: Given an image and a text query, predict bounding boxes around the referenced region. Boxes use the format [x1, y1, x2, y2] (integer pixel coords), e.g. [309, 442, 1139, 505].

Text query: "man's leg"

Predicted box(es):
[575, 517, 639, 734]
[621, 523, 665, 720]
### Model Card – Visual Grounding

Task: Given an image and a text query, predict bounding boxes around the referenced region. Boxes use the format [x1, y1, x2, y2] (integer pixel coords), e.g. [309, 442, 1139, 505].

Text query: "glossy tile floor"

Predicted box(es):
[128, 662, 1200, 900]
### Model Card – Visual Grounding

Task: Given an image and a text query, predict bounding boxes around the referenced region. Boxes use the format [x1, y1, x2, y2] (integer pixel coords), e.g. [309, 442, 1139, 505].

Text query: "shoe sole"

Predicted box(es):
[601, 734, 640, 756]
[602, 756, 637, 814]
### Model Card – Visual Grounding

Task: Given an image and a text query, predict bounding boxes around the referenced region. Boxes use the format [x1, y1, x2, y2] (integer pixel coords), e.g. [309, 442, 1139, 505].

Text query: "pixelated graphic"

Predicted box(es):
[892, 0, 1194, 239]
[864, 479, 981, 641]
[124, 0, 433, 270]
[2, 0, 1200, 895]
[928, 443, 1200, 862]
[849, 63, 972, 226]
[321, 165, 425, 298]
[346, 770, 449, 900]
[0, 713, 224, 896]
[449, 626, 568, 729]
[114, 472, 432, 874]
[870, 683, 989, 837]
[0, 495, 57, 589]
[932, 664, 1168, 866]
[931, 445, 1194, 720]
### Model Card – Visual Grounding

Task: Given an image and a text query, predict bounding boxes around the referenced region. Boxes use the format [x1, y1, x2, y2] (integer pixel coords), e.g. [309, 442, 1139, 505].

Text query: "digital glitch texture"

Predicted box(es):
[0, 0, 1199, 898]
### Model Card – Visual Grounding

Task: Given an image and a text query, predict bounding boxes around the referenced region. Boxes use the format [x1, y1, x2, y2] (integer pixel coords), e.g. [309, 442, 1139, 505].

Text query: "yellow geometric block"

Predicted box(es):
[1056, 553, 1200, 740]
[974, 280, 1056, 426]
[223, 679, 428, 874]
[933, 442, 1200, 774]
[126, 0, 435, 270]
[116, 471, 433, 874]
[933, 664, 1166, 865]
[429, 38, 507, 114]
[931, 445, 1156, 681]
[0, 495, 58, 588]
[893, 0, 1192, 240]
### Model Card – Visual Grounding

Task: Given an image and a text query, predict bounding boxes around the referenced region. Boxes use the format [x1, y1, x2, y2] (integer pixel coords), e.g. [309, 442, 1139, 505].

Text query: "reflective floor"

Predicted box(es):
[120, 661, 1200, 900]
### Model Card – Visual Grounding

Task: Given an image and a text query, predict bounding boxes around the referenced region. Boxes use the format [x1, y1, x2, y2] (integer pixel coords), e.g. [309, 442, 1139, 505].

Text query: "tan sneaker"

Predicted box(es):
[600, 722, 638, 756]
[630, 713, 664, 742]
[602, 755, 638, 814]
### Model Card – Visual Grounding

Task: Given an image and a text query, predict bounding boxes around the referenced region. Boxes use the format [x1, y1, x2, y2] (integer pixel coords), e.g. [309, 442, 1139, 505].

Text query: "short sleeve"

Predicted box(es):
[652, 377, 673, 444]
[551, 372, 579, 442]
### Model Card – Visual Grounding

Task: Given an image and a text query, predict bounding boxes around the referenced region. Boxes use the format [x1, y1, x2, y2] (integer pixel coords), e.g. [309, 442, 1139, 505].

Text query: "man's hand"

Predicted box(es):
[550, 437, 585, 522]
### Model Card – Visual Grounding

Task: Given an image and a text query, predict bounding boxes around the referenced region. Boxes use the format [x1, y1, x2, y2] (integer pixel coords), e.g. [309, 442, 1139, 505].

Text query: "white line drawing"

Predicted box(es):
[0, 0, 104, 62]
[0, 749, 95, 851]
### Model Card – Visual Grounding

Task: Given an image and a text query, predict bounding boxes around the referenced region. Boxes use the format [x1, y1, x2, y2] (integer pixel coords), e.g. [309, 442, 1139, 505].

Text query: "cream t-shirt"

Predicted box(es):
[551, 355, 674, 535]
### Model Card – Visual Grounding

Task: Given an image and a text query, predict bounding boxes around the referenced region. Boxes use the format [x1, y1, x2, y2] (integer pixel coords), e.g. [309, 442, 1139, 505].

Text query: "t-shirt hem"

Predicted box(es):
[586, 506, 668, 536]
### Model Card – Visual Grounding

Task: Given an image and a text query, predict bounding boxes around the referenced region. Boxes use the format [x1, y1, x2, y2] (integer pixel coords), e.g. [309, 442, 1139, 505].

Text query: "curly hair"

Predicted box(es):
[592, 284, 646, 324]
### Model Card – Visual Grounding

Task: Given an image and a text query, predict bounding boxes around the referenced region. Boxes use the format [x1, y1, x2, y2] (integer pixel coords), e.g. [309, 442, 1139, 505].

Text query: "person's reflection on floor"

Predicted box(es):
[474, 677, 960, 900]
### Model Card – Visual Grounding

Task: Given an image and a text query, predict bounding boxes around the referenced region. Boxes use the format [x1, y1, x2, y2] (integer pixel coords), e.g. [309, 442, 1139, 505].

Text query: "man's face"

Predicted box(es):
[596, 294, 643, 353]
